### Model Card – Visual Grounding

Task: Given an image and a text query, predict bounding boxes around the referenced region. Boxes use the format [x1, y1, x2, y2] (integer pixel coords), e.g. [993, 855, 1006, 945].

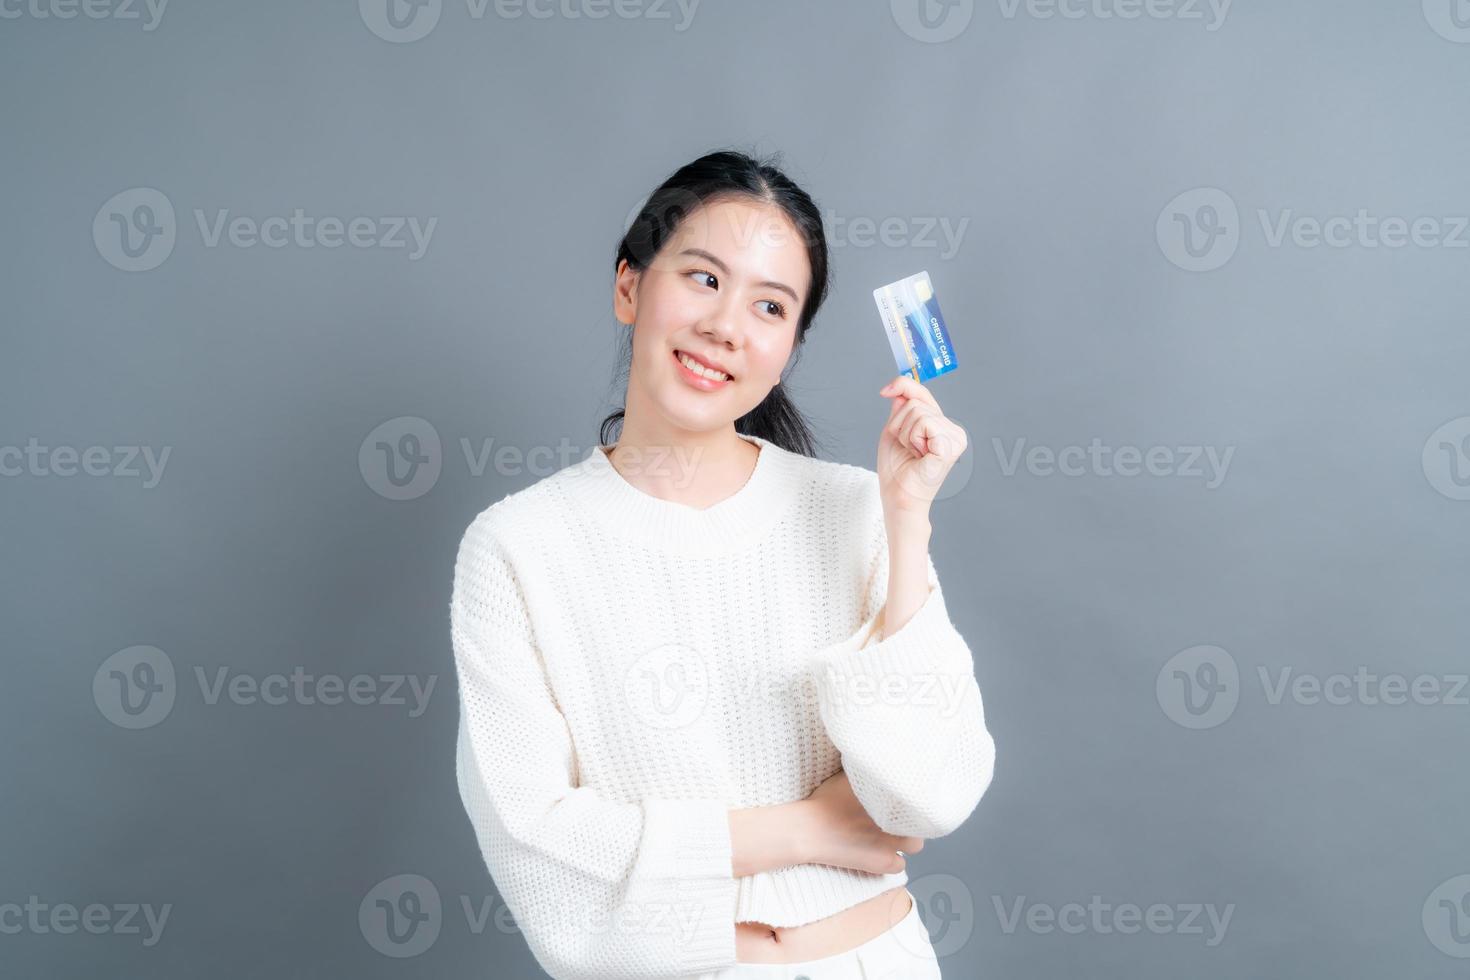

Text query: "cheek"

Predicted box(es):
[636, 289, 697, 343]
[742, 329, 797, 377]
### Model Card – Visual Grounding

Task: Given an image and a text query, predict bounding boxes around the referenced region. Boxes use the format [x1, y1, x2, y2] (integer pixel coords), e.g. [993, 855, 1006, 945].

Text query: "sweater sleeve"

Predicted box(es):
[805, 509, 997, 840]
[451, 517, 739, 980]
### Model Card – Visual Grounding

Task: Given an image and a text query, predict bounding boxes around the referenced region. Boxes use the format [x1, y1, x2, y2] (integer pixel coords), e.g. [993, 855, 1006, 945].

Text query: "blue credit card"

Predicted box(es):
[872, 270, 958, 382]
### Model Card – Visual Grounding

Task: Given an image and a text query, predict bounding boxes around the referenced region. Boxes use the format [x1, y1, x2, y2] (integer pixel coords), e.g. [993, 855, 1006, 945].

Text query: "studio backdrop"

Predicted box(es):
[3, 0, 1468, 977]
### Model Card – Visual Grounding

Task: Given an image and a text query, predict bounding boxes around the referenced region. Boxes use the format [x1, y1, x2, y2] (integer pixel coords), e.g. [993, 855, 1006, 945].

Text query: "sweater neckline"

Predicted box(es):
[561, 432, 803, 556]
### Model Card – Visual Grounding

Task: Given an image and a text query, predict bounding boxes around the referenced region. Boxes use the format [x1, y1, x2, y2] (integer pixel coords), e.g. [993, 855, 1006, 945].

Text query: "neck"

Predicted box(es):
[565, 425, 801, 557]
[607, 416, 760, 511]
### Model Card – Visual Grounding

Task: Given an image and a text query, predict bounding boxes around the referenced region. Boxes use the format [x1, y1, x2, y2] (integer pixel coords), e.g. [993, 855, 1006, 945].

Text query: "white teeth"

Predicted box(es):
[678, 351, 730, 381]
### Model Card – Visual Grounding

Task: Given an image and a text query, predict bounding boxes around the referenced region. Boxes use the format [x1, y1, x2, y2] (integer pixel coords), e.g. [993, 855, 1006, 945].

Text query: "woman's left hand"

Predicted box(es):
[877, 374, 968, 519]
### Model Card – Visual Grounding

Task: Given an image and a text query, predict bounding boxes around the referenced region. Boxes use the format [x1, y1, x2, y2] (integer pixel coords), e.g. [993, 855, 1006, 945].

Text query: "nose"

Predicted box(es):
[697, 295, 742, 349]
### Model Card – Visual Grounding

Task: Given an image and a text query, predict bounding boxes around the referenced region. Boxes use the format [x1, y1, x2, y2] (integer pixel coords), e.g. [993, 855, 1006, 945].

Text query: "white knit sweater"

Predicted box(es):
[450, 432, 995, 980]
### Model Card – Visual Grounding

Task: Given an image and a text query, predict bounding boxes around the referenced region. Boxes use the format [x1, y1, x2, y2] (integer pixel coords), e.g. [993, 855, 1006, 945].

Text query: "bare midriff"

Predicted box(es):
[733, 885, 912, 964]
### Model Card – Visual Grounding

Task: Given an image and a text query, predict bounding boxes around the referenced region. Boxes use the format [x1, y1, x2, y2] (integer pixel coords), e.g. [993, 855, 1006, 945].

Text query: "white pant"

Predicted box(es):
[689, 891, 944, 979]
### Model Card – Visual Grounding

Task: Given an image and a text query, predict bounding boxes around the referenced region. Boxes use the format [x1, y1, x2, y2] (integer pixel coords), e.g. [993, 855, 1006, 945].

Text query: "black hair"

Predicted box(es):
[599, 148, 832, 458]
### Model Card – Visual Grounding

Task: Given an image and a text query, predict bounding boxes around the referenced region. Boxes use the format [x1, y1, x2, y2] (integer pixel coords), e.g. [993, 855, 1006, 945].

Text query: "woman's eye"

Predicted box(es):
[685, 269, 784, 318]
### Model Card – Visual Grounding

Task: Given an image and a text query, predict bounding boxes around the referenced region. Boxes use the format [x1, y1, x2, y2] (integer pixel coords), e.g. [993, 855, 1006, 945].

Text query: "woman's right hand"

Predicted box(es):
[798, 769, 924, 875]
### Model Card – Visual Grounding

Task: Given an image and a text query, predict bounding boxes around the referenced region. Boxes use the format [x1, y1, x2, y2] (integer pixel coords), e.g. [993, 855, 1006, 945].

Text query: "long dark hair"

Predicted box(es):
[599, 149, 832, 457]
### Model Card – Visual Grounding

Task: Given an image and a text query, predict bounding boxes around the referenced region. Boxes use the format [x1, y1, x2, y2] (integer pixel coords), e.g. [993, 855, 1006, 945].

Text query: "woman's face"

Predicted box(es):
[613, 197, 810, 435]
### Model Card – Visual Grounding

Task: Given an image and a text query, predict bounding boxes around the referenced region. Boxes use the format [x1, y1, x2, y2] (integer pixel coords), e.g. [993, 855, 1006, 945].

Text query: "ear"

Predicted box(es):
[613, 259, 639, 326]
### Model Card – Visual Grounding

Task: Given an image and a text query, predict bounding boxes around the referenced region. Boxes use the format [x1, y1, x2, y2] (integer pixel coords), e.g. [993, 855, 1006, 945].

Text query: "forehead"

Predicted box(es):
[670, 198, 812, 297]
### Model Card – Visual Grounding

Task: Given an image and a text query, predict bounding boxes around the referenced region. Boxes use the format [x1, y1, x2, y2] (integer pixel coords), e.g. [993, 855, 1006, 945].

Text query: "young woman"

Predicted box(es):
[450, 150, 996, 979]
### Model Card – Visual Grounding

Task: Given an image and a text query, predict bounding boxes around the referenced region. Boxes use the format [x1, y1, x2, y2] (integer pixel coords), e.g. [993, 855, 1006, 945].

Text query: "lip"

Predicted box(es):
[672, 349, 734, 390]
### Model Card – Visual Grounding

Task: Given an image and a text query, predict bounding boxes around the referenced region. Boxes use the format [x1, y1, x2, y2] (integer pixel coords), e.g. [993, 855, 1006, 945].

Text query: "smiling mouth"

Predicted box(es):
[673, 349, 734, 382]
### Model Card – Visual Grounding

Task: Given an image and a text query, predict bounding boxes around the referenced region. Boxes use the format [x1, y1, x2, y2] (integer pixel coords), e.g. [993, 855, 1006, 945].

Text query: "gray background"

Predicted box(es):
[3, 0, 1468, 976]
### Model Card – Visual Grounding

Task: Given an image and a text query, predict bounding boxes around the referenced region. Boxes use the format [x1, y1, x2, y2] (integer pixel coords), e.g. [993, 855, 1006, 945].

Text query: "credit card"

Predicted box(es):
[872, 270, 958, 382]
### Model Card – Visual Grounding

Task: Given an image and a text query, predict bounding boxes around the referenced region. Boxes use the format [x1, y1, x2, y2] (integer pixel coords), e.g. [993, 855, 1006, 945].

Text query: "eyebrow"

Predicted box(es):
[677, 248, 802, 304]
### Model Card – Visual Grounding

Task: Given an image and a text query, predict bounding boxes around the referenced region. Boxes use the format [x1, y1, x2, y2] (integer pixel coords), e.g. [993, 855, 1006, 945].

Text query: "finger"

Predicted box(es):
[885, 390, 907, 425]
[898, 403, 935, 456]
[892, 405, 930, 458]
[879, 374, 915, 397]
[881, 374, 939, 411]
[885, 399, 922, 442]
[937, 418, 968, 459]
